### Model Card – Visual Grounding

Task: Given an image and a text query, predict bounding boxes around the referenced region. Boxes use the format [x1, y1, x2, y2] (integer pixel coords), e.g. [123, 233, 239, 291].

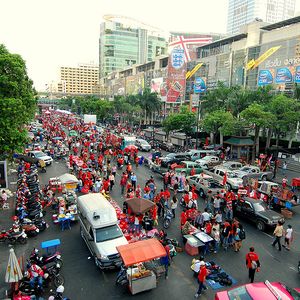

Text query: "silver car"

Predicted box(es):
[135, 139, 151, 151]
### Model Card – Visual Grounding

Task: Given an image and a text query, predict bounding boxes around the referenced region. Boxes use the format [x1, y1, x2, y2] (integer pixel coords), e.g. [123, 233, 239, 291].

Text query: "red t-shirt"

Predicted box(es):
[198, 266, 208, 282]
[246, 252, 259, 268]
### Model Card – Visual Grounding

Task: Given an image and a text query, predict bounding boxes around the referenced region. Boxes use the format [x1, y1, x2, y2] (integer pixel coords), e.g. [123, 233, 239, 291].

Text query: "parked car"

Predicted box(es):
[28, 151, 53, 166]
[172, 161, 203, 176]
[222, 161, 243, 170]
[195, 156, 221, 169]
[160, 153, 191, 168]
[135, 139, 151, 151]
[159, 141, 175, 152]
[234, 166, 273, 181]
[188, 149, 218, 161]
[215, 280, 300, 300]
[233, 197, 284, 231]
[187, 174, 225, 198]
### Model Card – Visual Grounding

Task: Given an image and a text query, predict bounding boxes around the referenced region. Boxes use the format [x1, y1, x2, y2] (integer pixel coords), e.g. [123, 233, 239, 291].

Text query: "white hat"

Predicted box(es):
[199, 261, 205, 266]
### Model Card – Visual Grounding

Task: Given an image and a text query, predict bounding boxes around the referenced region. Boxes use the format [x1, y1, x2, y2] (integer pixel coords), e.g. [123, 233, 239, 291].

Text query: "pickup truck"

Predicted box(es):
[28, 151, 53, 166]
[233, 197, 284, 231]
[234, 166, 273, 181]
[172, 161, 203, 176]
[203, 167, 243, 190]
[195, 156, 221, 169]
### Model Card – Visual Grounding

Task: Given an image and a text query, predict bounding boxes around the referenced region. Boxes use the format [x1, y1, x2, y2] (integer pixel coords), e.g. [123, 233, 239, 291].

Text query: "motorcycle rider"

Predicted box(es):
[27, 262, 44, 289]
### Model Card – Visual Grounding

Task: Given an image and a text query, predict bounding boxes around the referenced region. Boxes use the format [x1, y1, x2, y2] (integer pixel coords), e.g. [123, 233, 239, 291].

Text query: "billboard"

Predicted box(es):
[295, 66, 300, 83]
[275, 67, 293, 84]
[150, 77, 164, 94]
[0, 161, 8, 189]
[194, 77, 207, 93]
[112, 78, 125, 96]
[257, 69, 274, 86]
[125, 73, 144, 95]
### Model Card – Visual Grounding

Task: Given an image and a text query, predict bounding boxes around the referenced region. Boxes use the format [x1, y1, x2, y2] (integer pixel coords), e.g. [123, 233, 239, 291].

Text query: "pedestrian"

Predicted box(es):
[282, 161, 287, 175]
[194, 261, 208, 298]
[120, 173, 127, 195]
[160, 244, 171, 279]
[234, 224, 244, 252]
[272, 220, 284, 251]
[213, 194, 221, 215]
[211, 225, 220, 253]
[282, 176, 288, 189]
[170, 195, 178, 218]
[246, 247, 260, 283]
[283, 224, 294, 251]
[109, 173, 115, 191]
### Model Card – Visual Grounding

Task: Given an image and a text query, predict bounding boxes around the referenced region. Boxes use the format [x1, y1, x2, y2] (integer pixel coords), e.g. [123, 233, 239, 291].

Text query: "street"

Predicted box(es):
[1, 153, 300, 300]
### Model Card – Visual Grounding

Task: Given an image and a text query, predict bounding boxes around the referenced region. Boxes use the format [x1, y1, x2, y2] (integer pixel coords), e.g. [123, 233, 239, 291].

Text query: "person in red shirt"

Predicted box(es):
[180, 210, 187, 226]
[246, 247, 261, 283]
[195, 262, 208, 297]
[190, 167, 196, 176]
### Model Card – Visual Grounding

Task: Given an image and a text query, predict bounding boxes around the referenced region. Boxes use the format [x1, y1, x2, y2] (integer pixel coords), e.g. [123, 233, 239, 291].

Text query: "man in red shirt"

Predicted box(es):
[195, 261, 208, 298]
[246, 247, 261, 283]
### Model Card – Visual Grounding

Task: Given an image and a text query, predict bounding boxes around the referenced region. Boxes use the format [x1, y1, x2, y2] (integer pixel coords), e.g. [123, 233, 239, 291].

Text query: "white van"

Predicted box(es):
[78, 194, 128, 270]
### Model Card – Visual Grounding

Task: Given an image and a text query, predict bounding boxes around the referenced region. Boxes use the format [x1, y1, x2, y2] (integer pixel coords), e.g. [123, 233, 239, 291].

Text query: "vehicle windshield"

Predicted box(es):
[95, 225, 123, 243]
[240, 167, 251, 172]
[34, 152, 46, 158]
[166, 153, 176, 158]
[252, 202, 267, 212]
[227, 172, 239, 178]
[140, 141, 149, 145]
[227, 286, 252, 300]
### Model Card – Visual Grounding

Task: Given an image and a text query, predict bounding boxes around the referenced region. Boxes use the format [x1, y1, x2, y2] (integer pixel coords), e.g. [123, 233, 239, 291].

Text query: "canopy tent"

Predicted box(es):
[59, 173, 79, 184]
[5, 248, 23, 283]
[52, 137, 63, 140]
[124, 197, 155, 214]
[124, 145, 138, 152]
[56, 109, 72, 115]
[69, 130, 78, 137]
[117, 239, 166, 267]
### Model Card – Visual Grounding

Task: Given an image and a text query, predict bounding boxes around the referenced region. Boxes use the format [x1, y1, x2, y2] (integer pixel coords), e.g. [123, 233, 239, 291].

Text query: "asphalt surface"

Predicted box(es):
[1, 153, 300, 300]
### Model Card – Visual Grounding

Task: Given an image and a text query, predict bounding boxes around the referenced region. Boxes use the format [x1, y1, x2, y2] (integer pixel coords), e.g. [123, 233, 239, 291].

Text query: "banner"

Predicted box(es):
[257, 69, 274, 86]
[150, 77, 164, 93]
[194, 77, 206, 93]
[0, 161, 8, 188]
[166, 48, 186, 103]
[294, 66, 300, 83]
[186, 63, 204, 79]
[125, 73, 144, 95]
[275, 67, 293, 84]
[247, 46, 281, 70]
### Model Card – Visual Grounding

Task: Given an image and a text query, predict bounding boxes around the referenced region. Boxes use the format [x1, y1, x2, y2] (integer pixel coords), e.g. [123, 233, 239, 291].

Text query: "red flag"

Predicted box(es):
[223, 172, 227, 186]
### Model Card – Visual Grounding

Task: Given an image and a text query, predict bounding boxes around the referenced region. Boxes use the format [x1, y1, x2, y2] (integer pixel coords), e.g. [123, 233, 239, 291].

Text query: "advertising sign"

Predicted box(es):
[295, 66, 300, 83]
[171, 48, 185, 70]
[194, 77, 206, 93]
[150, 77, 164, 93]
[0, 161, 8, 188]
[275, 67, 293, 84]
[125, 73, 144, 95]
[257, 69, 274, 86]
[247, 46, 281, 70]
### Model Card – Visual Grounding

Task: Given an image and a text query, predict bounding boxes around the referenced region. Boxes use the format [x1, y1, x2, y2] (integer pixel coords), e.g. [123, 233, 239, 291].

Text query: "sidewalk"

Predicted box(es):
[272, 167, 299, 189]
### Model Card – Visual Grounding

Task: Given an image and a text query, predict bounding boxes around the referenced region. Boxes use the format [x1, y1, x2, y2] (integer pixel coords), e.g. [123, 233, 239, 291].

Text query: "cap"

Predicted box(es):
[199, 261, 205, 266]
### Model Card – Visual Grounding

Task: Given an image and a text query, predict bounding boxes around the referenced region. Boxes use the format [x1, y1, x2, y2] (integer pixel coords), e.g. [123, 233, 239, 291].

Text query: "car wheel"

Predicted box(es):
[226, 184, 232, 191]
[261, 175, 267, 181]
[199, 189, 205, 198]
[256, 221, 265, 231]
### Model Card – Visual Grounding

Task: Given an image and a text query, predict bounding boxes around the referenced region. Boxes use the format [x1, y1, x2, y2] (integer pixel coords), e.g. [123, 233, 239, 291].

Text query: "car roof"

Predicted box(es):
[242, 197, 264, 203]
[181, 160, 195, 164]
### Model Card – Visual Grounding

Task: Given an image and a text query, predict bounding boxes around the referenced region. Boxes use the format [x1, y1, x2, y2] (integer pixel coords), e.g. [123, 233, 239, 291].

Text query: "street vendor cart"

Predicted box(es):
[116, 239, 167, 295]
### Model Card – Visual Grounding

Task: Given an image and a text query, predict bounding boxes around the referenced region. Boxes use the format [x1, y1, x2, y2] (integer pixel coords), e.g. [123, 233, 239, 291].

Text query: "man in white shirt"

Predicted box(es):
[202, 208, 211, 222]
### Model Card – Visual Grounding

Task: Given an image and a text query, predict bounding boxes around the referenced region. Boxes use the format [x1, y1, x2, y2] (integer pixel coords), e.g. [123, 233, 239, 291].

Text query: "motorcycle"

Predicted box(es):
[42, 263, 65, 288]
[30, 248, 63, 267]
[116, 265, 128, 286]
[163, 207, 173, 229]
[50, 285, 70, 300]
[0, 230, 9, 243]
[6, 230, 28, 245]
[21, 223, 39, 237]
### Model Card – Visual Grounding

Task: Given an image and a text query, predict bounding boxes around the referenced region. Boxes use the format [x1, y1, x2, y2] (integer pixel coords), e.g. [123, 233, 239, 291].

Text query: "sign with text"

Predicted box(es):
[257, 69, 274, 86]
[275, 67, 293, 84]
[295, 66, 300, 83]
[194, 77, 207, 93]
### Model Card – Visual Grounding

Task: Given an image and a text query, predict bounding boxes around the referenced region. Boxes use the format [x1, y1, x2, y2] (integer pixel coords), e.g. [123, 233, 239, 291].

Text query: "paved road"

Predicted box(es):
[1, 154, 300, 299]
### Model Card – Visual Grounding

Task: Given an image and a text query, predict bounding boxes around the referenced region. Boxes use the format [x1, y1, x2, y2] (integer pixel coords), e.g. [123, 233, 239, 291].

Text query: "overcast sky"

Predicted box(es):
[1, 0, 300, 91]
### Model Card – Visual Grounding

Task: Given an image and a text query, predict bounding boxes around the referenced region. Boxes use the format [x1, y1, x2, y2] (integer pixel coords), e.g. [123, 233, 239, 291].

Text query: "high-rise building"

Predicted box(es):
[227, 0, 296, 35]
[99, 15, 168, 78]
[58, 63, 99, 95]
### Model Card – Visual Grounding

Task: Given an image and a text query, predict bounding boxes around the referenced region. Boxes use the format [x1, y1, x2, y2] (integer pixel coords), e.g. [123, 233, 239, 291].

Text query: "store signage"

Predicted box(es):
[295, 66, 300, 83]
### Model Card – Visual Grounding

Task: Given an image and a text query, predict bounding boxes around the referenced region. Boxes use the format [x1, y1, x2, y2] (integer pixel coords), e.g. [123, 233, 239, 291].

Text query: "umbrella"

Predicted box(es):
[125, 197, 155, 214]
[5, 248, 23, 283]
[59, 173, 79, 184]
[124, 145, 138, 152]
[69, 130, 78, 137]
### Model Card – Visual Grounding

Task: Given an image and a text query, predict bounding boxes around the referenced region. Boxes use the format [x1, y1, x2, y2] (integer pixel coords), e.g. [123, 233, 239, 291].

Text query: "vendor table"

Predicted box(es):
[128, 271, 156, 295]
[193, 231, 214, 243]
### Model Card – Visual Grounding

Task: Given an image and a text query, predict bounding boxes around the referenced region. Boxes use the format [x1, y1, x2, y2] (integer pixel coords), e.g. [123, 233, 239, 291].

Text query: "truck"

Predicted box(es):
[203, 167, 243, 190]
[78, 193, 128, 270]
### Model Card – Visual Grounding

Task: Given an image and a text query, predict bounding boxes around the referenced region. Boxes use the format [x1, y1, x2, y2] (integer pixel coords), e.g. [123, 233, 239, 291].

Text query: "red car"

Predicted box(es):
[215, 281, 300, 300]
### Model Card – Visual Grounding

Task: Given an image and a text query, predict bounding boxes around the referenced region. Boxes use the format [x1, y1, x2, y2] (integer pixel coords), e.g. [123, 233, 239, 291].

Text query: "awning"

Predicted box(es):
[224, 137, 254, 146]
[117, 239, 166, 267]
[124, 197, 155, 214]
[59, 173, 79, 184]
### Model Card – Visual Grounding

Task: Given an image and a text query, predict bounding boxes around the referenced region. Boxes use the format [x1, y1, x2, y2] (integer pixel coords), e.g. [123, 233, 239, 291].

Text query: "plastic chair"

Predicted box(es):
[61, 218, 71, 231]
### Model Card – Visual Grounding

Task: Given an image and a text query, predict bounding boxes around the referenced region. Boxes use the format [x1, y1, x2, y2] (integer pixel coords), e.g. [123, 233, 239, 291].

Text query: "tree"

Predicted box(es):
[162, 106, 196, 141]
[138, 88, 161, 124]
[0, 44, 36, 158]
[240, 103, 274, 160]
[201, 110, 236, 145]
[268, 94, 300, 148]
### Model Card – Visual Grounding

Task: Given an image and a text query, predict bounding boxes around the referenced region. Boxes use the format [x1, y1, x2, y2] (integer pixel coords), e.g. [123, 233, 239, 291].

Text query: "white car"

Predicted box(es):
[28, 151, 53, 165]
[195, 155, 220, 169]
[135, 139, 151, 151]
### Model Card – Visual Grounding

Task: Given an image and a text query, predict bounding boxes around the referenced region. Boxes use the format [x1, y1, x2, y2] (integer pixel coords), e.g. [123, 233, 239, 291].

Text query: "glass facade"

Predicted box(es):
[99, 21, 167, 78]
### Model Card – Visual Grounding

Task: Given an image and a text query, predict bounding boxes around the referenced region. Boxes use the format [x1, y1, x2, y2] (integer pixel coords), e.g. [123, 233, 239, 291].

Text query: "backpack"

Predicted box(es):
[239, 228, 246, 240]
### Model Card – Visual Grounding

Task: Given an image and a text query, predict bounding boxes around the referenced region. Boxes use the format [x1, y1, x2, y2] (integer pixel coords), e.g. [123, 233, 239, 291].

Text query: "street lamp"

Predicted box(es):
[195, 98, 207, 149]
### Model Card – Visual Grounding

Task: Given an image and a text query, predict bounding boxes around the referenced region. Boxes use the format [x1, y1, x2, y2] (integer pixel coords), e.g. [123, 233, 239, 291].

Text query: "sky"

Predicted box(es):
[1, 0, 300, 91]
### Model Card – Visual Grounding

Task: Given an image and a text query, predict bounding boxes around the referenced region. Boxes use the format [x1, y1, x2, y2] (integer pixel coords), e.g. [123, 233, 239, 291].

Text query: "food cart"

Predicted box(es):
[116, 239, 167, 295]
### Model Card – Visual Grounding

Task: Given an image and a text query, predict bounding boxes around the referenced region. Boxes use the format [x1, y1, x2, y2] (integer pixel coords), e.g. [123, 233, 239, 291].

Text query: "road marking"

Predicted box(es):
[288, 266, 298, 272]
[262, 232, 273, 239]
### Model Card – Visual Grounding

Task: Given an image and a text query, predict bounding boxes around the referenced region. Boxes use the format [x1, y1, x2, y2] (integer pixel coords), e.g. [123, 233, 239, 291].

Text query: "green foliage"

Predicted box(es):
[0, 44, 36, 157]
[163, 106, 196, 136]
